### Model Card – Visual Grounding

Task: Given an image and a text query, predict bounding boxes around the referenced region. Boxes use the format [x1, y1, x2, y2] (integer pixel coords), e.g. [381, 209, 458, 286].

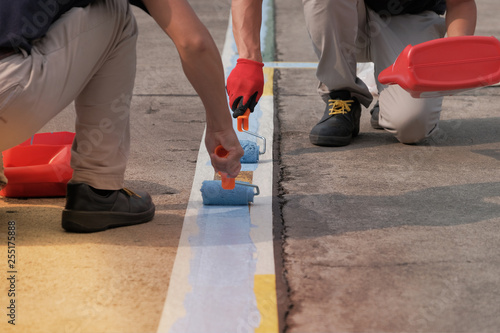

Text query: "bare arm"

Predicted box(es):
[231, 0, 263, 62]
[226, 0, 264, 116]
[141, 0, 243, 177]
[445, 0, 477, 36]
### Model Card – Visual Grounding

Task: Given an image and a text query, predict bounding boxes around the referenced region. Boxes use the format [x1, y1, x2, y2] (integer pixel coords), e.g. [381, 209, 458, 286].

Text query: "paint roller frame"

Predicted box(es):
[200, 179, 259, 205]
[234, 181, 260, 196]
[237, 109, 266, 155]
[214, 145, 260, 195]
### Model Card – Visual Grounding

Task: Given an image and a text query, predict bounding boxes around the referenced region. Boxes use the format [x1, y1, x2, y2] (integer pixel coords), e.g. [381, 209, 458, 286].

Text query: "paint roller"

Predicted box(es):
[201, 180, 259, 205]
[200, 145, 260, 205]
[239, 139, 262, 163]
[237, 109, 266, 163]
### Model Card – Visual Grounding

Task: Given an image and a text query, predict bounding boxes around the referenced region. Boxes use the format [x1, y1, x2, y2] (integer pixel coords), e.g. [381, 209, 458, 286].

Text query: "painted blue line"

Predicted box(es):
[160, 1, 276, 331]
[171, 206, 259, 333]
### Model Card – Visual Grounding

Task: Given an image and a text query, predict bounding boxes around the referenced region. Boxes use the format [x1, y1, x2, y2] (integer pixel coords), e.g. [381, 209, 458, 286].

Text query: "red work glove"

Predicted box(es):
[226, 58, 264, 118]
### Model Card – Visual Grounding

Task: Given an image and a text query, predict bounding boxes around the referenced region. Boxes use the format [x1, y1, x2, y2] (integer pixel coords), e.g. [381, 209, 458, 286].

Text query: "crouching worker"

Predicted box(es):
[0, 0, 243, 232]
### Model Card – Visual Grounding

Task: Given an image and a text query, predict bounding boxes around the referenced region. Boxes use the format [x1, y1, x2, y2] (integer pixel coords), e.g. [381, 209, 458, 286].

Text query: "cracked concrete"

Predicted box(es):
[274, 0, 500, 332]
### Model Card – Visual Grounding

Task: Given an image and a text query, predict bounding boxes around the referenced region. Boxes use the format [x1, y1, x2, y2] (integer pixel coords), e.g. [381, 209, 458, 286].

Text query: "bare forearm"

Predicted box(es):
[142, 0, 232, 133]
[446, 0, 477, 36]
[231, 0, 263, 61]
[179, 41, 233, 133]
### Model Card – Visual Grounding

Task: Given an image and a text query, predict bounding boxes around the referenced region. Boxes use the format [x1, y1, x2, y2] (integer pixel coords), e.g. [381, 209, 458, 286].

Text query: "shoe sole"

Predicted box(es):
[61, 205, 156, 233]
[309, 133, 353, 147]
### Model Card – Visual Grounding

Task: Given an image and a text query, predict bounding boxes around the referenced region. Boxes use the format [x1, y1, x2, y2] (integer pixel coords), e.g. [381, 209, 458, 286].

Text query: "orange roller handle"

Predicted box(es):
[214, 145, 235, 190]
[237, 109, 251, 132]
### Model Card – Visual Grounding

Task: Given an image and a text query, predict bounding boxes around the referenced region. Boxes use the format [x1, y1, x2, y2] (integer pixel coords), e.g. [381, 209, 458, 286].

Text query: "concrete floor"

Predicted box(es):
[1, 0, 500, 332]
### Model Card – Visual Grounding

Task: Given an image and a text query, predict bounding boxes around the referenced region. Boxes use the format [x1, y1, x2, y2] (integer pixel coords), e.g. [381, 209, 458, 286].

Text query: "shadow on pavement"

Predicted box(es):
[0, 180, 184, 247]
[283, 181, 500, 237]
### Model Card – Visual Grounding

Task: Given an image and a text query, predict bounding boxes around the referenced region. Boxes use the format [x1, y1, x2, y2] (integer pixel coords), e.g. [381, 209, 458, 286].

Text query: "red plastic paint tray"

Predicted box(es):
[0, 132, 75, 198]
[378, 36, 500, 98]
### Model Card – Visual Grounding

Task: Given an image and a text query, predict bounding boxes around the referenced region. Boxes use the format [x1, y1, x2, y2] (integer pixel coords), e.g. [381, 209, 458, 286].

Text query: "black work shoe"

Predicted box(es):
[62, 183, 155, 233]
[370, 101, 383, 130]
[309, 90, 361, 146]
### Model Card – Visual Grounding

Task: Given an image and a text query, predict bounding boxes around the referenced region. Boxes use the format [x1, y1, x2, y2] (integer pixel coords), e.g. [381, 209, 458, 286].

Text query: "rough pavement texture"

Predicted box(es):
[274, 0, 500, 332]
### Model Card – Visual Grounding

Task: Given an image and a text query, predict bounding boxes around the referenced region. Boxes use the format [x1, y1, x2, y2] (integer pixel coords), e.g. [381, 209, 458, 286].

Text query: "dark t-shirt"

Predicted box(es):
[0, 0, 148, 53]
[129, 0, 148, 13]
[0, 0, 95, 52]
[365, 0, 446, 16]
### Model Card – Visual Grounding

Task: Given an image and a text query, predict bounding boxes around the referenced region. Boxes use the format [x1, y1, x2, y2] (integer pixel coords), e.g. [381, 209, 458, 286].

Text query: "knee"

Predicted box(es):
[380, 102, 441, 144]
[392, 116, 435, 144]
[378, 89, 442, 144]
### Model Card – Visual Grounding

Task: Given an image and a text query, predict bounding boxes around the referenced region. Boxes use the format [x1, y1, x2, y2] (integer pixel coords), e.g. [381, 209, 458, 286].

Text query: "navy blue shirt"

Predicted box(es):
[0, 0, 95, 52]
[365, 0, 446, 16]
[129, 0, 148, 13]
[0, 0, 148, 53]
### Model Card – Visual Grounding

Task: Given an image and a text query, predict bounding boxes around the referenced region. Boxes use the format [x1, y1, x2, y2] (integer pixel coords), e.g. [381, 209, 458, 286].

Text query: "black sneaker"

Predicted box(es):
[370, 101, 383, 130]
[62, 183, 155, 233]
[309, 90, 361, 146]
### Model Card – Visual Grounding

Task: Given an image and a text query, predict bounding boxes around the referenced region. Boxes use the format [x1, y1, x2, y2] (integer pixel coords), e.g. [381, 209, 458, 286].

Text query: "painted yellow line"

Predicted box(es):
[254, 274, 279, 333]
[263, 67, 274, 96]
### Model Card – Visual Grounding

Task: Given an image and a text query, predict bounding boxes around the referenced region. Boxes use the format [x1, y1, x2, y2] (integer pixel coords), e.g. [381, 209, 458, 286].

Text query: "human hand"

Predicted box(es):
[205, 129, 244, 178]
[226, 58, 264, 118]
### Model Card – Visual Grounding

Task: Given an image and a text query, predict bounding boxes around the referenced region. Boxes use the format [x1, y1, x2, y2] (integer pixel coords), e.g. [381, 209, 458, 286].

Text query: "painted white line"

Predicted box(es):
[157, 1, 278, 332]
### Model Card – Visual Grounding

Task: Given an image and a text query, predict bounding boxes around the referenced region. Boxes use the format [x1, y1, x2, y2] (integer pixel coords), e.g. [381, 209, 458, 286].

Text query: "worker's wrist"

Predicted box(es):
[206, 117, 233, 133]
[236, 58, 264, 66]
[237, 53, 263, 64]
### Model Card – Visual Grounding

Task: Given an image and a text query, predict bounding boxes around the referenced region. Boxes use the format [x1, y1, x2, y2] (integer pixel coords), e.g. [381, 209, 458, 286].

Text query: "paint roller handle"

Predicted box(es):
[214, 145, 236, 190]
[237, 109, 251, 132]
[237, 109, 268, 156]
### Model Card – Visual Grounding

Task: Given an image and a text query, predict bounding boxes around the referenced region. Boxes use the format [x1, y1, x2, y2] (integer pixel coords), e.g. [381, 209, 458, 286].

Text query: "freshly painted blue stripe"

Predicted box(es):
[170, 206, 259, 333]
[160, 0, 276, 331]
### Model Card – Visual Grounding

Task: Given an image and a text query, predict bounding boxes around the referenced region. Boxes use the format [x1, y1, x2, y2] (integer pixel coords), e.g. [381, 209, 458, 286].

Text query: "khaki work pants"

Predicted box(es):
[302, 0, 447, 143]
[0, 0, 138, 190]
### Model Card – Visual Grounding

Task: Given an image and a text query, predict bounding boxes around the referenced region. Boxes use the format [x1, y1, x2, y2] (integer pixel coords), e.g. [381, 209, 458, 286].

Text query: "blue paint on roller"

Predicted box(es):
[204, 140, 259, 168]
[239, 140, 259, 163]
[201, 180, 255, 205]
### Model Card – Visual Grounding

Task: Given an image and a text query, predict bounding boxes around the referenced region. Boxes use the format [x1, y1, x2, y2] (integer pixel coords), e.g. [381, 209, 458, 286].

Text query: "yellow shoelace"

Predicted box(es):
[328, 99, 354, 115]
[123, 187, 142, 198]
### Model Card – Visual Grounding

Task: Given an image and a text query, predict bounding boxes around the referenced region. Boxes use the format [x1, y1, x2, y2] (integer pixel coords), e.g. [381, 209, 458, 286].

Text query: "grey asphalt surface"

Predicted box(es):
[1, 0, 499, 332]
[274, 0, 500, 332]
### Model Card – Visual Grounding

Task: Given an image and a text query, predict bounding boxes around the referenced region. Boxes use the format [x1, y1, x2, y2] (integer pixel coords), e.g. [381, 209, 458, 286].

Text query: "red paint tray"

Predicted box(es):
[1, 132, 75, 198]
[378, 36, 500, 98]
